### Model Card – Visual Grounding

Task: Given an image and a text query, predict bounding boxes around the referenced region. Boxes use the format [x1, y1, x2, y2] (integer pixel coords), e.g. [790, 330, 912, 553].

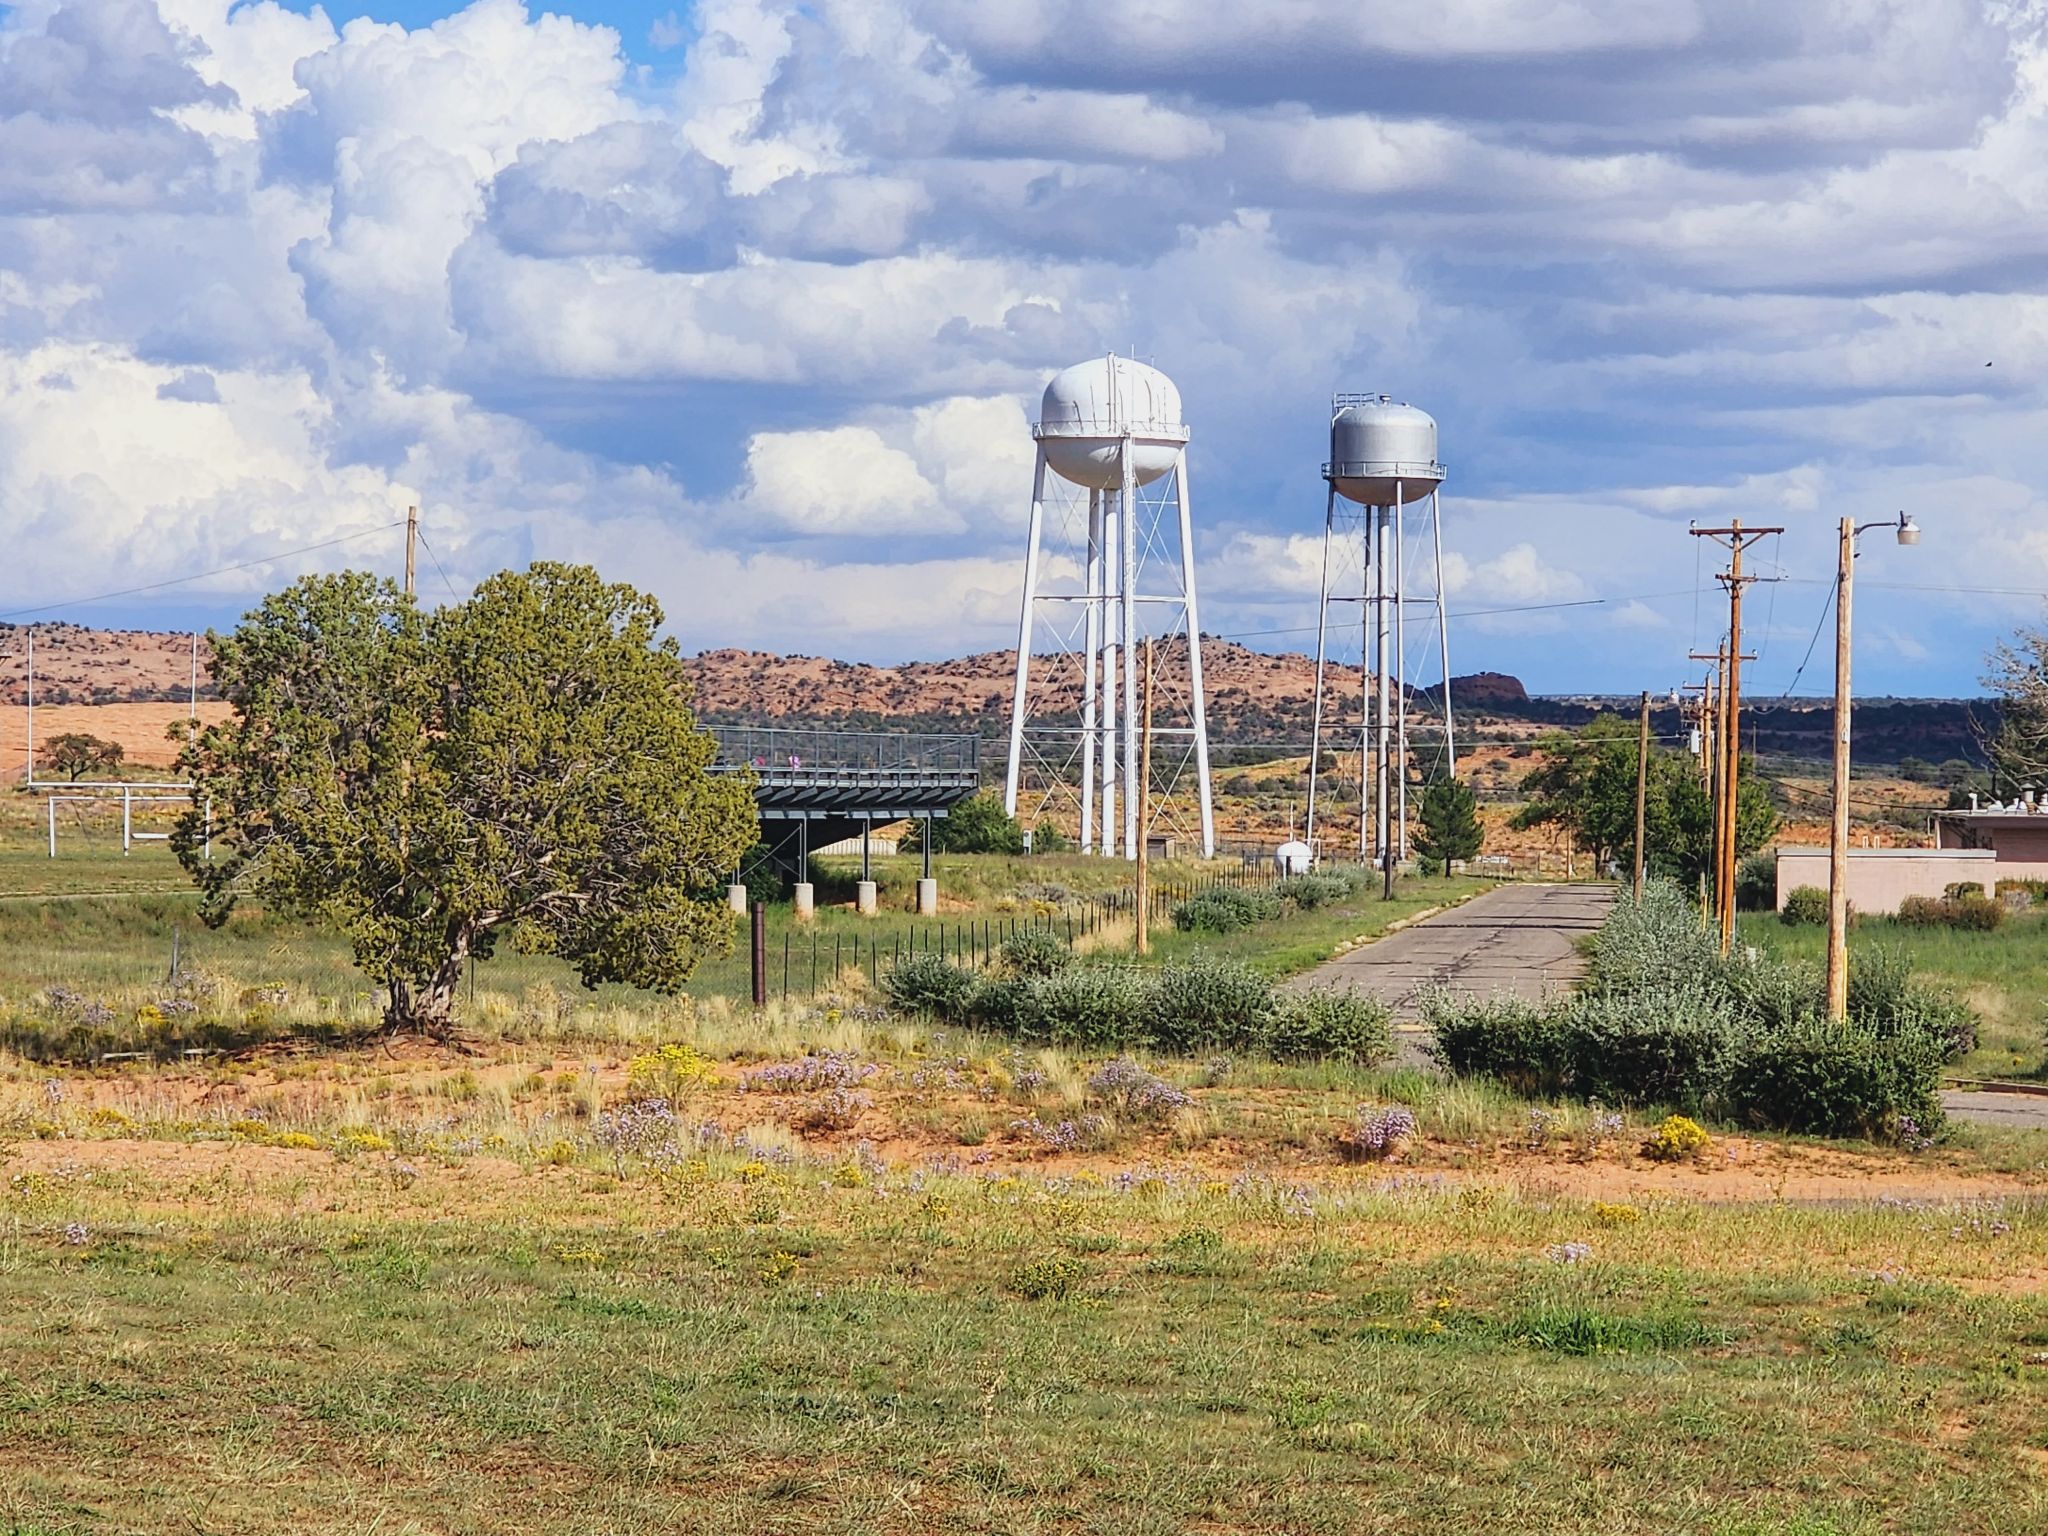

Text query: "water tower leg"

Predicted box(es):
[1174, 450, 1216, 858]
[1395, 486, 1408, 863]
[1120, 437, 1139, 862]
[1375, 505, 1393, 871]
[1003, 450, 1048, 819]
[1100, 494, 1118, 857]
[1433, 488, 1455, 776]
[1306, 486, 1337, 857]
[1080, 489, 1101, 854]
[1360, 505, 1374, 863]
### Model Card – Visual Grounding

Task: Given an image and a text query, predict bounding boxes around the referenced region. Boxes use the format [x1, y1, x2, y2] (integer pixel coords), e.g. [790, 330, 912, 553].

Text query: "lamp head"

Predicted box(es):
[1896, 511, 1920, 547]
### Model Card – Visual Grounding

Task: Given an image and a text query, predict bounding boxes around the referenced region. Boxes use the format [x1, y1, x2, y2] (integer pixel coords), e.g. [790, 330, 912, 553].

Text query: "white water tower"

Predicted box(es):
[1003, 355, 1215, 858]
[1306, 394, 1454, 866]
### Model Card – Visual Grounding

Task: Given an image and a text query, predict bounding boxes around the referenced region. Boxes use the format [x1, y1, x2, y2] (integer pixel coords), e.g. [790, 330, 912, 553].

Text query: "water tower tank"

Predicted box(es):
[1035, 355, 1189, 490]
[1326, 395, 1444, 506]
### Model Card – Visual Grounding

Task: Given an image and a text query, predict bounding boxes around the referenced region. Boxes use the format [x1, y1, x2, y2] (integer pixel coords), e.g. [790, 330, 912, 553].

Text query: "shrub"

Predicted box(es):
[996, 926, 1071, 977]
[1724, 1022, 1947, 1141]
[1266, 987, 1393, 1063]
[1147, 956, 1276, 1054]
[1170, 886, 1281, 934]
[1897, 892, 2004, 931]
[1848, 949, 1978, 1059]
[1274, 873, 1352, 911]
[1336, 1103, 1417, 1161]
[1562, 985, 1742, 1111]
[1007, 1252, 1090, 1300]
[1086, 1058, 1191, 1119]
[1780, 886, 1828, 926]
[883, 954, 977, 1018]
[1423, 989, 1572, 1097]
[1584, 881, 1721, 994]
[1639, 1113, 1711, 1162]
[1018, 966, 1152, 1050]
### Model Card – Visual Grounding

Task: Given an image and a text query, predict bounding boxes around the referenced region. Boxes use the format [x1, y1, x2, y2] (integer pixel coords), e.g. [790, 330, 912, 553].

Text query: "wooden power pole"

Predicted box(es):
[1632, 690, 1650, 901]
[404, 504, 419, 598]
[1689, 521, 1781, 953]
[1135, 638, 1155, 957]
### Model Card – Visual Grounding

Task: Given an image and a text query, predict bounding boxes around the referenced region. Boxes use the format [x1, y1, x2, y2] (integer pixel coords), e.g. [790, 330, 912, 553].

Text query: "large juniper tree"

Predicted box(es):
[173, 563, 757, 1032]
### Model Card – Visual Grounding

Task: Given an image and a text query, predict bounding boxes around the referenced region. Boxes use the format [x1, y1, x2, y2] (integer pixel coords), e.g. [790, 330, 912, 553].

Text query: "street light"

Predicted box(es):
[1826, 510, 1919, 1020]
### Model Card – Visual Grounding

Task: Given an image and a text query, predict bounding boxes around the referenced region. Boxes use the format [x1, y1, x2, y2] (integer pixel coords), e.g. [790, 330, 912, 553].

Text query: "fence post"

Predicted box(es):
[810, 939, 818, 996]
[782, 933, 790, 999]
[751, 902, 767, 1007]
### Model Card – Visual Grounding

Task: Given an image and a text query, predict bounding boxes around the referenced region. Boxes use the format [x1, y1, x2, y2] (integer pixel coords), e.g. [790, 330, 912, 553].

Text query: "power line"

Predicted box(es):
[0, 521, 407, 622]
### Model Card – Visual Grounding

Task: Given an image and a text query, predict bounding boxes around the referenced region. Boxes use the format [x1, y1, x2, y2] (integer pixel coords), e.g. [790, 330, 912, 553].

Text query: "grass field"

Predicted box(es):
[5, 1028, 2048, 1535]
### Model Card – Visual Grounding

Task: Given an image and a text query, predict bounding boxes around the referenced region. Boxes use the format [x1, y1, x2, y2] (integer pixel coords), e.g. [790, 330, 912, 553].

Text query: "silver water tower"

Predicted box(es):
[1307, 395, 1454, 866]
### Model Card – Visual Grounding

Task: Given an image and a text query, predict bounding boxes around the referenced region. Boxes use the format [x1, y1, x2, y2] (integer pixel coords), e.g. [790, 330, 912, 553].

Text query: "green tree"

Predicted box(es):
[38, 731, 124, 782]
[1515, 716, 1776, 880]
[905, 793, 1024, 854]
[173, 563, 757, 1033]
[1414, 777, 1483, 867]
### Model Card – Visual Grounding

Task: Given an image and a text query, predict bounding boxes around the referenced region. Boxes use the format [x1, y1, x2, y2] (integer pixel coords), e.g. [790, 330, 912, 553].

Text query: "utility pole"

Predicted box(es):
[1690, 521, 1781, 953]
[404, 504, 419, 599]
[1135, 638, 1155, 957]
[1633, 690, 1650, 901]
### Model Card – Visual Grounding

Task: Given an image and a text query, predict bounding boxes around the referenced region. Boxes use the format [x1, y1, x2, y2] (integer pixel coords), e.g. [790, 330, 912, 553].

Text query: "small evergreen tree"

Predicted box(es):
[1414, 777, 1483, 868]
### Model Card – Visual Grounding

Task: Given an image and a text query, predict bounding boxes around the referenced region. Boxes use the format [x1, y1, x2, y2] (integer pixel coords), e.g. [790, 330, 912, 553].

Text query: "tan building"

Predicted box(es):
[1775, 799, 2048, 915]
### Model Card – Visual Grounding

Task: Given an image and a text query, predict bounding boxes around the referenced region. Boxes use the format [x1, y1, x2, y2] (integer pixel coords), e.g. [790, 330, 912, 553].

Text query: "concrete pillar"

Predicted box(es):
[793, 882, 816, 921]
[727, 883, 748, 915]
[856, 880, 877, 916]
[916, 877, 938, 917]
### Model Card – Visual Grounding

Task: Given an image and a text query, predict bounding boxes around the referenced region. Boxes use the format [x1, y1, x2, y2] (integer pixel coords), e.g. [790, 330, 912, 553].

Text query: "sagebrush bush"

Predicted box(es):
[883, 954, 977, 1017]
[1170, 886, 1281, 934]
[1562, 984, 1741, 1111]
[995, 926, 1071, 977]
[1266, 987, 1393, 1063]
[1423, 989, 1571, 1096]
[1734, 849, 1778, 912]
[1274, 873, 1354, 911]
[1147, 956, 1276, 1054]
[1724, 1021, 1947, 1140]
[1012, 965, 1152, 1049]
[1426, 878, 1981, 1143]
[1780, 886, 1828, 926]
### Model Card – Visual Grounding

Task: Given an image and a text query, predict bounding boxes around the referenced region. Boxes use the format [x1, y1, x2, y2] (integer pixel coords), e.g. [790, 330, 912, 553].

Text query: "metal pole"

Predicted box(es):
[188, 632, 198, 745]
[1633, 690, 1650, 901]
[1433, 488, 1455, 775]
[1101, 493, 1118, 858]
[1120, 436, 1139, 862]
[1395, 486, 1408, 863]
[1175, 451, 1216, 857]
[1306, 484, 1337, 855]
[1360, 503, 1373, 862]
[1080, 488, 1102, 853]
[1826, 517, 1855, 1021]
[123, 786, 132, 856]
[404, 504, 418, 598]
[1003, 450, 1048, 819]
[24, 627, 32, 785]
[47, 794, 55, 858]
[1137, 638, 1154, 956]
[1376, 504, 1393, 889]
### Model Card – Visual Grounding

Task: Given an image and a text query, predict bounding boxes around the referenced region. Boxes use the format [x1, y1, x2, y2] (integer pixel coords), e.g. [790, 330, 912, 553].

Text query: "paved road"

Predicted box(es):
[1941, 1089, 2048, 1132]
[1294, 883, 1615, 1019]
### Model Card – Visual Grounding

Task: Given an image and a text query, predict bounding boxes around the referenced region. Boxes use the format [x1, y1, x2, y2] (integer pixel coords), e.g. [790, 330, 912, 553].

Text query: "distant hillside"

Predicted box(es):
[0, 622, 1993, 767]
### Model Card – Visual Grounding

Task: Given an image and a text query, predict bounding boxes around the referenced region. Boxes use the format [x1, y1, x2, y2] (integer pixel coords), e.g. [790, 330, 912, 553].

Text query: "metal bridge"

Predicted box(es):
[709, 726, 982, 868]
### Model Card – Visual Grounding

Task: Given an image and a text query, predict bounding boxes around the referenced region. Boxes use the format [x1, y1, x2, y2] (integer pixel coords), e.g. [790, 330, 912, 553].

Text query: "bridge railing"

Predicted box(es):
[709, 726, 981, 781]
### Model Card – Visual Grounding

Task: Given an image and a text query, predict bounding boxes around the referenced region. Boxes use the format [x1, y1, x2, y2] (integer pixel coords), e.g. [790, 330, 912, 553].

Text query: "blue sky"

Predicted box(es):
[0, 0, 2044, 698]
